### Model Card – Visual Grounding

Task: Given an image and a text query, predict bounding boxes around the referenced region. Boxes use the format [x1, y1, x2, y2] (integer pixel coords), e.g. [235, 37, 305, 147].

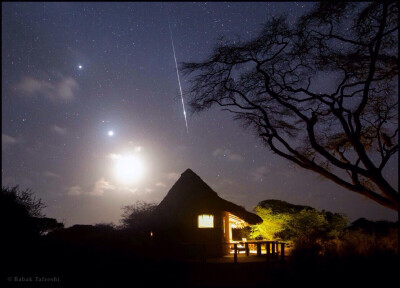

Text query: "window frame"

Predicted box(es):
[198, 214, 214, 228]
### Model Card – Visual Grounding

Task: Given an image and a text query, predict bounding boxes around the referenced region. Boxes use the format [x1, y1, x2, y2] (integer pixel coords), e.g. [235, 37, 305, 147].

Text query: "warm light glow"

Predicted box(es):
[114, 154, 143, 184]
[198, 214, 214, 228]
[229, 213, 247, 228]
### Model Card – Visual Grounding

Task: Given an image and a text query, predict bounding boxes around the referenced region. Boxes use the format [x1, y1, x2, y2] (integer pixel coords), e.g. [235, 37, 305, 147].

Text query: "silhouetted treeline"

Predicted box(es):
[2, 186, 398, 288]
[119, 200, 157, 231]
[347, 217, 398, 235]
[1, 186, 64, 248]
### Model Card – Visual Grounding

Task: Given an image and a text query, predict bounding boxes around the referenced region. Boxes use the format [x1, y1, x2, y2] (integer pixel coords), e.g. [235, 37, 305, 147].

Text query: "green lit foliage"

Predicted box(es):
[325, 212, 348, 239]
[251, 200, 396, 259]
[250, 207, 291, 241]
[249, 200, 348, 245]
[279, 209, 328, 242]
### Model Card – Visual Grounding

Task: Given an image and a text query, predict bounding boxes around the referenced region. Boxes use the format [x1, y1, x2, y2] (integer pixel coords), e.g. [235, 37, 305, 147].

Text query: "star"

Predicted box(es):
[78, 65, 83, 69]
[108, 130, 114, 136]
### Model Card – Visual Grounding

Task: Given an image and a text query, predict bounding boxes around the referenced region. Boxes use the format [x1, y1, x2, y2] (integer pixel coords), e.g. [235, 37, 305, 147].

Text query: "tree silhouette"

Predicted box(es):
[182, 2, 398, 210]
[1, 186, 63, 236]
[1, 186, 39, 240]
[120, 201, 157, 231]
[4, 185, 47, 217]
[32, 216, 64, 235]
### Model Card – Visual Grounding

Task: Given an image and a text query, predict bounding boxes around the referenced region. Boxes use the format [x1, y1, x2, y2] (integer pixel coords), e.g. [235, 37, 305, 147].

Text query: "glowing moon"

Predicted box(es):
[108, 130, 114, 136]
[114, 154, 143, 184]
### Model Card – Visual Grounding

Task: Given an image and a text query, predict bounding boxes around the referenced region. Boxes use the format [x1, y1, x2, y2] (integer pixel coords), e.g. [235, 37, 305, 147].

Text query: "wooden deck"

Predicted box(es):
[207, 254, 286, 263]
[225, 241, 287, 263]
[181, 241, 288, 263]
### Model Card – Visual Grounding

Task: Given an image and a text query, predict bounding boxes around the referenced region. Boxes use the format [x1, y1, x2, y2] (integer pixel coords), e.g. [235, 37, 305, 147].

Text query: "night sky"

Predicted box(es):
[2, 2, 397, 226]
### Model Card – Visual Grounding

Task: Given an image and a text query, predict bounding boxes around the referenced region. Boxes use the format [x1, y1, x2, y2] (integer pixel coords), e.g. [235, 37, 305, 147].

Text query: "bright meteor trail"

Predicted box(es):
[168, 19, 189, 134]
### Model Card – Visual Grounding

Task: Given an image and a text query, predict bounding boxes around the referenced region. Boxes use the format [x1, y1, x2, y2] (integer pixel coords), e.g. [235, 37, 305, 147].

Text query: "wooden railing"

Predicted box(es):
[224, 241, 286, 263]
[153, 241, 287, 263]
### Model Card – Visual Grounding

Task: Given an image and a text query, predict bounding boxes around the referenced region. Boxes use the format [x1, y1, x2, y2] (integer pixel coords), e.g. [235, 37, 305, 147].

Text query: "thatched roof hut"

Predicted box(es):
[151, 169, 262, 256]
[154, 169, 261, 226]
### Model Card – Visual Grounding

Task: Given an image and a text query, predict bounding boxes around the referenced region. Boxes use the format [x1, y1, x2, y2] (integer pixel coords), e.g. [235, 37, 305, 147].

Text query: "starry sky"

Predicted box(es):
[2, 2, 398, 227]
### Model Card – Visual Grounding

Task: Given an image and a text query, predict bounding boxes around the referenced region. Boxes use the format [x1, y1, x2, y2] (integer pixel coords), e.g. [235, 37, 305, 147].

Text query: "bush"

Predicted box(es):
[1, 186, 46, 240]
[250, 200, 348, 245]
[336, 228, 398, 257]
[120, 201, 157, 231]
[303, 222, 399, 259]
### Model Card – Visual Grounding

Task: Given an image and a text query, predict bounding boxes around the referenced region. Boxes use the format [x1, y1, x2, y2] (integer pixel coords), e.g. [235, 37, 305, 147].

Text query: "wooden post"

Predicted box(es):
[280, 243, 285, 259]
[234, 243, 238, 263]
[223, 212, 230, 255]
[272, 241, 275, 255]
[256, 242, 261, 256]
[245, 242, 249, 256]
[266, 242, 270, 255]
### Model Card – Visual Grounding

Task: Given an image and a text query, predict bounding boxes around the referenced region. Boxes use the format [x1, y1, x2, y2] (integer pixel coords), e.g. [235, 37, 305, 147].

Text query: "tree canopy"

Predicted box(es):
[120, 201, 157, 231]
[250, 200, 348, 243]
[1, 186, 64, 237]
[182, 2, 398, 210]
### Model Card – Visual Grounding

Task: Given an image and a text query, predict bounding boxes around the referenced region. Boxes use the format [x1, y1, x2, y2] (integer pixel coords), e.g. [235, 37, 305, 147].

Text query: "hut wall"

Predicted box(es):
[153, 209, 225, 257]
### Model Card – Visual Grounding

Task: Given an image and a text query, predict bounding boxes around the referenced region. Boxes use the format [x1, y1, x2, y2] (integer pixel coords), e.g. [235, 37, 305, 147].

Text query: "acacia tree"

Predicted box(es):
[120, 201, 157, 230]
[1, 185, 46, 217]
[182, 2, 398, 210]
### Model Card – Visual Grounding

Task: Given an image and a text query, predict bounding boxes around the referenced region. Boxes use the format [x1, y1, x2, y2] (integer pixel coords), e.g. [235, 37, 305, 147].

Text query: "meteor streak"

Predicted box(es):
[168, 18, 189, 133]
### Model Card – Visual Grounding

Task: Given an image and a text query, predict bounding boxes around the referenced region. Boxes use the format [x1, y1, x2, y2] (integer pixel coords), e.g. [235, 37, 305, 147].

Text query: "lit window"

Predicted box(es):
[198, 214, 214, 228]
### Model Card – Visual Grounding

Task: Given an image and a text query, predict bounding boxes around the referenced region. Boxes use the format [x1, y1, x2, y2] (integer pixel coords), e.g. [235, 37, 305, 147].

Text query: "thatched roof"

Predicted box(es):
[153, 169, 262, 226]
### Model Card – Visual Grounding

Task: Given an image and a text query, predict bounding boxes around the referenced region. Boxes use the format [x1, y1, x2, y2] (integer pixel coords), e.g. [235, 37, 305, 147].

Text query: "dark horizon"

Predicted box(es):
[2, 2, 398, 227]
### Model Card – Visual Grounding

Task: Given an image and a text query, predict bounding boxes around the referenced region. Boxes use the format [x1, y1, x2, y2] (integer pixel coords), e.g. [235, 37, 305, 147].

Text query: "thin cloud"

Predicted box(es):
[90, 178, 113, 196]
[134, 146, 143, 152]
[2, 133, 17, 145]
[15, 75, 78, 102]
[67, 186, 82, 196]
[67, 178, 138, 197]
[15, 77, 52, 95]
[108, 153, 122, 160]
[213, 178, 235, 191]
[44, 171, 60, 179]
[213, 148, 243, 162]
[52, 125, 67, 135]
[155, 182, 167, 188]
[56, 77, 78, 101]
[251, 165, 270, 182]
[167, 172, 180, 180]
